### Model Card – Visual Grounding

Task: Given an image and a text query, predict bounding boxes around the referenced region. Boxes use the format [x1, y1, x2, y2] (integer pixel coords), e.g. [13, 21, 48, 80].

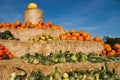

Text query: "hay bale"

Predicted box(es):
[0, 28, 66, 41]
[0, 59, 54, 80]
[0, 59, 120, 80]
[24, 8, 44, 24]
[0, 40, 103, 57]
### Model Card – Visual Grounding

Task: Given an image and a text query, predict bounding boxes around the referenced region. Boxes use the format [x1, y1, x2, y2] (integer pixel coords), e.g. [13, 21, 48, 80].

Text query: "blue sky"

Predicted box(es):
[0, 0, 120, 38]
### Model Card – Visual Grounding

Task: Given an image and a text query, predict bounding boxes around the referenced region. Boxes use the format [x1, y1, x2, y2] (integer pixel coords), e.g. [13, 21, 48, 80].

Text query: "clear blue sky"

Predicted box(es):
[0, 0, 120, 38]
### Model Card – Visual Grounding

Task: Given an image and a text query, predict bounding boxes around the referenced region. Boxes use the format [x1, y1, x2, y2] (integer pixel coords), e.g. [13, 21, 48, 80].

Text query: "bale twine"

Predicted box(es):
[24, 8, 44, 24]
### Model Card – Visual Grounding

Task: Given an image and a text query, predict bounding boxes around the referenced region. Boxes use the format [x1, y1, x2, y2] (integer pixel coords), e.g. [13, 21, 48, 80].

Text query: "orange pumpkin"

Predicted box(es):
[93, 36, 102, 42]
[14, 20, 21, 27]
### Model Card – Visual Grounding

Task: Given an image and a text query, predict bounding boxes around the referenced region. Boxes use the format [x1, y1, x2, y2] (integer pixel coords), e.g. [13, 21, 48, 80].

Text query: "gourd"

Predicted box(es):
[28, 3, 38, 9]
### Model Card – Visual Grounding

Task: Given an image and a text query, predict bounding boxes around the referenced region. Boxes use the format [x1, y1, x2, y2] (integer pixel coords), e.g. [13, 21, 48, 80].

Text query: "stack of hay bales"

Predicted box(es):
[0, 26, 106, 79]
[0, 3, 119, 80]
[0, 26, 112, 80]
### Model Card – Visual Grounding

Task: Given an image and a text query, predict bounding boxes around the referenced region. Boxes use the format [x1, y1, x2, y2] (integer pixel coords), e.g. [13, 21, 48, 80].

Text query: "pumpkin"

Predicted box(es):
[28, 2, 38, 9]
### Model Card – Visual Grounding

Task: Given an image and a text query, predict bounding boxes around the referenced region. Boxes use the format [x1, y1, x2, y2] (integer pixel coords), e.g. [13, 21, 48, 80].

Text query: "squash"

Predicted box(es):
[28, 2, 38, 9]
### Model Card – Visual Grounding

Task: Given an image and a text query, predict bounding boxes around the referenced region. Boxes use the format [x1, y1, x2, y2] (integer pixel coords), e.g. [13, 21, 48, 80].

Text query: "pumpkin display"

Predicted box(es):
[0, 2, 120, 80]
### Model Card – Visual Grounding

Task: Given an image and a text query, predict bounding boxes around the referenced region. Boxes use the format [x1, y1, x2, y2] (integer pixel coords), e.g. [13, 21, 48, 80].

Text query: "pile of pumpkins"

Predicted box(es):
[0, 21, 62, 29]
[59, 29, 120, 56]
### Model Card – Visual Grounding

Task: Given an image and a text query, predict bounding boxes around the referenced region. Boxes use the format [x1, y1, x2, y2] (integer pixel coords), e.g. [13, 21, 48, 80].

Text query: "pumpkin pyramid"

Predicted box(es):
[0, 3, 120, 80]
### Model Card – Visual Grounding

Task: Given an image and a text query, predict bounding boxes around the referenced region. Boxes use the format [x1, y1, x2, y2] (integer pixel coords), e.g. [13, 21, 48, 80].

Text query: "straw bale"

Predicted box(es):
[0, 59, 120, 80]
[0, 40, 103, 57]
[24, 8, 44, 24]
[0, 28, 66, 41]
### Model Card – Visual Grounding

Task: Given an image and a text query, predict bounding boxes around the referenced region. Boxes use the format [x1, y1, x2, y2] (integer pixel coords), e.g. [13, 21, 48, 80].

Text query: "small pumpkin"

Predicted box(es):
[28, 2, 38, 9]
